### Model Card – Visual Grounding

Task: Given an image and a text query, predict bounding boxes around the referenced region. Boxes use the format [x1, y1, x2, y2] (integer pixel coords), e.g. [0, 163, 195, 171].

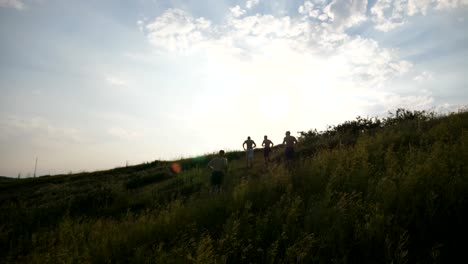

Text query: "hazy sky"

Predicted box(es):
[1, 0, 467, 177]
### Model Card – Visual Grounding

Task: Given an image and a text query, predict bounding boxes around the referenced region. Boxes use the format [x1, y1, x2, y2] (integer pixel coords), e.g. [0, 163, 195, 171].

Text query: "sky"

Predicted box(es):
[0, 0, 467, 177]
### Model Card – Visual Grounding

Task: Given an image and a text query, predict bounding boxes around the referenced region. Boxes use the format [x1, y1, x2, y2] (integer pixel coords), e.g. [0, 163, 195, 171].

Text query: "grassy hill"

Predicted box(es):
[1, 109, 467, 263]
[0, 176, 15, 181]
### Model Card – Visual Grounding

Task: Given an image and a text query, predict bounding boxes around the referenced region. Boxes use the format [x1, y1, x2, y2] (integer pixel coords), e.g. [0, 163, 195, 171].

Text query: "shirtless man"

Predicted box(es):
[262, 135, 274, 164]
[282, 131, 298, 166]
[243, 136, 257, 168]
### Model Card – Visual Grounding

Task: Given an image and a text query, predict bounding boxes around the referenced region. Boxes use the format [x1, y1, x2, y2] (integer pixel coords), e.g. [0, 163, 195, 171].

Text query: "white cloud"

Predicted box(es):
[105, 75, 127, 87]
[143, 7, 412, 86]
[414, 71, 434, 82]
[139, 2, 466, 131]
[107, 127, 141, 140]
[370, 0, 468, 31]
[407, 0, 432, 16]
[0, 115, 83, 143]
[143, 2, 468, 57]
[382, 93, 435, 111]
[246, 0, 260, 9]
[323, 0, 368, 30]
[97, 112, 152, 141]
[144, 9, 212, 53]
[436, 0, 468, 10]
[230, 5, 246, 18]
[141, 6, 422, 124]
[334, 36, 413, 88]
[137, 19, 145, 31]
[314, 0, 468, 33]
[0, 0, 24, 9]
[298, 1, 322, 18]
[370, 0, 406, 32]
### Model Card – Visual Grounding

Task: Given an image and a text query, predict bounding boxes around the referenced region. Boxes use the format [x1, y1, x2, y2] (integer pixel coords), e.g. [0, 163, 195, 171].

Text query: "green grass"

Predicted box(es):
[1, 109, 467, 263]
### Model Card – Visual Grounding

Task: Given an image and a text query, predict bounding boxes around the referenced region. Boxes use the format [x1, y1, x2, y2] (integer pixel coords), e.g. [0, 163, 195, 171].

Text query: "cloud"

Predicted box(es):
[0, 115, 83, 143]
[299, 1, 327, 20]
[0, 0, 24, 9]
[370, 0, 468, 31]
[436, 0, 468, 10]
[230, 5, 246, 18]
[246, 0, 260, 9]
[97, 112, 152, 141]
[414, 71, 434, 82]
[382, 93, 435, 111]
[107, 127, 141, 140]
[323, 0, 368, 30]
[142, 7, 412, 86]
[144, 8, 212, 53]
[105, 75, 128, 87]
[140, 2, 464, 123]
[137, 19, 146, 32]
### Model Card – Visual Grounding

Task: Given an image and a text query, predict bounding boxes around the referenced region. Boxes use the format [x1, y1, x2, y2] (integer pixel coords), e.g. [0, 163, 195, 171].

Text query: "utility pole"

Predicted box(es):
[34, 157, 38, 177]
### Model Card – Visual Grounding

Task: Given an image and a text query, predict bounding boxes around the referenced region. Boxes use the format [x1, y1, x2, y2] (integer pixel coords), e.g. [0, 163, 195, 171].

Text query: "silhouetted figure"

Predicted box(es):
[243, 136, 257, 168]
[283, 131, 297, 167]
[208, 150, 228, 194]
[262, 135, 274, 165]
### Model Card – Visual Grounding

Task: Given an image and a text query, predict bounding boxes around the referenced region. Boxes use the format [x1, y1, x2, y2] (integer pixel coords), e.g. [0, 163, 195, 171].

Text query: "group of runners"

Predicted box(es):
[207, 131, 298, 193]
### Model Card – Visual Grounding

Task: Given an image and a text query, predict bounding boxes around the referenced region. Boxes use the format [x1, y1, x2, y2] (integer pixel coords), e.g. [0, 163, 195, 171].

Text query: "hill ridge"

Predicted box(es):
[1, 109, 467, 263]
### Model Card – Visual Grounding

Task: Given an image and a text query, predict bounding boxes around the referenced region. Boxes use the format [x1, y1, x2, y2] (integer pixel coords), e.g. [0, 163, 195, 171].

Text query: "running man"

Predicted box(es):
[282, 131, 298, 166]
[243, 136, 257, 168]
[262, 135, 274, 164]
[207, 150, 228, 194]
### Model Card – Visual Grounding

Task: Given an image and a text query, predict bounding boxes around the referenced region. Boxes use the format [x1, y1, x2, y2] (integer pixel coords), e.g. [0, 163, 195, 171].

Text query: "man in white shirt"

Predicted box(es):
[208, 150, 228, 193]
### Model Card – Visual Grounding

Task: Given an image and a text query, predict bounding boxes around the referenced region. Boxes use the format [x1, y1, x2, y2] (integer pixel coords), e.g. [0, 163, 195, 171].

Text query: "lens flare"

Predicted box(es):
[170, 163, 182, 174]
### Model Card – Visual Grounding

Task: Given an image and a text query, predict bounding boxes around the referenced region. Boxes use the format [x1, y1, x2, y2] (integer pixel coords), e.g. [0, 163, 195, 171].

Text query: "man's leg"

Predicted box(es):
[251, 150, 254, 168]
[249, 153, 253, 168]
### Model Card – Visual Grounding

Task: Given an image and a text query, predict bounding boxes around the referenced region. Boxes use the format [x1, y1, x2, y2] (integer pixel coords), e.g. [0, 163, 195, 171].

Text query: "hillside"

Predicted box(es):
[1, 109, 467, 263]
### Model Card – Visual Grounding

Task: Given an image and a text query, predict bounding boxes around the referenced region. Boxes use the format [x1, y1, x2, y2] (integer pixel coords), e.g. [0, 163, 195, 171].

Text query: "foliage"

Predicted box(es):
[1, 109, 467, 263]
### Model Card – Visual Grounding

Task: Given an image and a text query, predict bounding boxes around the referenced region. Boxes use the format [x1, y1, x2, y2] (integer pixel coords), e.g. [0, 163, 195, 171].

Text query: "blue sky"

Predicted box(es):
[1, 0, 467, 177]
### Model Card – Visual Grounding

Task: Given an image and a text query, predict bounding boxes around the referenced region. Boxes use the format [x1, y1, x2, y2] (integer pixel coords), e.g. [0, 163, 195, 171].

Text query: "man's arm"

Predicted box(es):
[253, 141, 257, 148]
[262, 140, 265, 147]
[293, 137, 298, 145]
[242, 141, 246, 150]
[270, 141, 274, 147]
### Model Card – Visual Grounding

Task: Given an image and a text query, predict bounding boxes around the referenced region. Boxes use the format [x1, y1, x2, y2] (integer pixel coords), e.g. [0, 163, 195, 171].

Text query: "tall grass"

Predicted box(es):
[1, 109, 467, 263]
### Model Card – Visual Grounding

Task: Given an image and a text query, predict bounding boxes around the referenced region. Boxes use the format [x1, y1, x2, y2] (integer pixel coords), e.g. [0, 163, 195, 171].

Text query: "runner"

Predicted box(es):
[207, 150, 228, 194]
[242, 136, 257, 168]
[282, 131, 297, 167]
[262, 135, 274, 165]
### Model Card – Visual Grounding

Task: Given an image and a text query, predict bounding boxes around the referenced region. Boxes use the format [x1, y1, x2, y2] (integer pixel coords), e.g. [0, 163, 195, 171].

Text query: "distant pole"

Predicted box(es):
[34, 157, 38, 177]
